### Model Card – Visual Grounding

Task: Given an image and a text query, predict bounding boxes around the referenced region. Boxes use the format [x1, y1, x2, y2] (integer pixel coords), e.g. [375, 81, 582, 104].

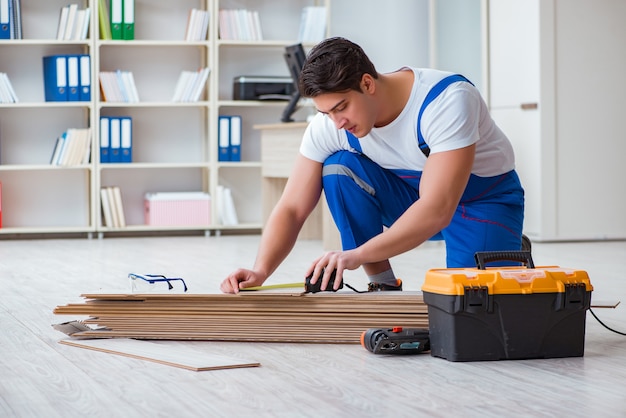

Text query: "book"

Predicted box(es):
[50, 128, 92, 166]
[184, 8, 209, 41]
[297, 6, 326, 43]
[100, 187, 113, 227]
[217, 185, 238, 226]
[0, 72, 18, 103]
[111, 186, 126, 227]
[99, 71, 139, 103]
[171, 67, 209, 102]
[101, 186, 125, 228]
[218, 9, 262, 41]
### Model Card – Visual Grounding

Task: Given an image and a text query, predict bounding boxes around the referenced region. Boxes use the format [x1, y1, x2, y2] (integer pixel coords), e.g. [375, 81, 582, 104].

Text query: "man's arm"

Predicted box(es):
[220, 154, 323, 293]
[308, 144, 475, 287]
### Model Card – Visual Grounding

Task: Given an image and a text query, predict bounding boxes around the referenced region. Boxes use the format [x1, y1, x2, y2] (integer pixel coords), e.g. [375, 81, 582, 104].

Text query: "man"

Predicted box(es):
[221, 37, 524, 294]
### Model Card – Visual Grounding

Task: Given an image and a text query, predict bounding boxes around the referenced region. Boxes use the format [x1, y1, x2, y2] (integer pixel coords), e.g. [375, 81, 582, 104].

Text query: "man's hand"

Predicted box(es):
[305, 249, 363, 291]
[220, 269, 267, 294]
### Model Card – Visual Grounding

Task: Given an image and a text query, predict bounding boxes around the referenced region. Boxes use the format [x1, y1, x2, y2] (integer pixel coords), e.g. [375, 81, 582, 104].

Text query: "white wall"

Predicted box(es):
[329, 0, 431, 72]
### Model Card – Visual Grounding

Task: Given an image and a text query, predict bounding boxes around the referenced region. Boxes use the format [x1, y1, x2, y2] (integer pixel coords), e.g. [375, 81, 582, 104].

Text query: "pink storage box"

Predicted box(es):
[144, 192, 211, 226]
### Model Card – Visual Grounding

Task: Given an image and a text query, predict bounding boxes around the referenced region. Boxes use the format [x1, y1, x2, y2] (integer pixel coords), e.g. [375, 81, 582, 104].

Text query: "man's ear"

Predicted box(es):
[361, 73, 376, 94]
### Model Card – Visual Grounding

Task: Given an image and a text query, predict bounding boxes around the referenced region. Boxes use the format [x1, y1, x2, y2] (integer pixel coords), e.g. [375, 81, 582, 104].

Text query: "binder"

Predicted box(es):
[229, 115, 242, 162]
[109, 117, 121, 162]
[122, 0, 134, 40]
[79, 54, 91, 101]
[42, 55, 68, 102]
[218, 115, 230, 162]
[100, 116, 110, 163]
[98, 0, 112, 40]
[110, 0, 122, 40]
[120, 116, 132, 163]
[67, 55, 80, 101]
[0, 0, 9, 39]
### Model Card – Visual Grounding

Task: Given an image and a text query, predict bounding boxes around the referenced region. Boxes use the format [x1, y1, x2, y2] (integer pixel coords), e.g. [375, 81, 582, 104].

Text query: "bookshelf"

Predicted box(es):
[0, 0, 330, 237]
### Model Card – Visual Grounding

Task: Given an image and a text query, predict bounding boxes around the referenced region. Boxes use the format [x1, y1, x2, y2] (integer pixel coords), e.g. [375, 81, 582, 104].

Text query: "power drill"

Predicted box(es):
[361, 327, 430, 355]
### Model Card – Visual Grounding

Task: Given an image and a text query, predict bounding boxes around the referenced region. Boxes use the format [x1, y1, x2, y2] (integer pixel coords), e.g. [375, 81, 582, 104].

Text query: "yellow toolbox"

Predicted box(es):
[422, 251, 593, 362]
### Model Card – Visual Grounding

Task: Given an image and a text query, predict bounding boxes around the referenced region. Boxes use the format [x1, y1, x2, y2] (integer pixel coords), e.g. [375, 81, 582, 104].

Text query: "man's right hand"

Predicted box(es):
[220, 269, 267, 294]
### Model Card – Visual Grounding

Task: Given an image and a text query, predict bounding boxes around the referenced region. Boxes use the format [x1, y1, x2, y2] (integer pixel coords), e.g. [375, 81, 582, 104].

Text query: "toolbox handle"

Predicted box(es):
[474, 251, 535, 270]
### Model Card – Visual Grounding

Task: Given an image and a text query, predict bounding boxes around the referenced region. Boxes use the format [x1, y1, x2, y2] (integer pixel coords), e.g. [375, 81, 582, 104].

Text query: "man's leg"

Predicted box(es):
[442, 171, 525, 267]
[322, 151, 419, 288]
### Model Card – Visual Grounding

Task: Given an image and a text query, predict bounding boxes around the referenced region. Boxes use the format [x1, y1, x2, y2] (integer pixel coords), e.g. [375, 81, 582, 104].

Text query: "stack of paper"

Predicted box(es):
[0, 73, 18, 103]
[50, 128, 92, 166]
[218, 9, 263, 41]
[184, 8, 210, 41]
[99, 70, 140, 102]
[171, 67, 210, 102]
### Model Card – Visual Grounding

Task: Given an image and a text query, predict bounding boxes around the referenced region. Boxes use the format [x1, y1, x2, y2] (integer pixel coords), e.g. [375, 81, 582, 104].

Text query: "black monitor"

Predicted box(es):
[281, 43, 307, 123]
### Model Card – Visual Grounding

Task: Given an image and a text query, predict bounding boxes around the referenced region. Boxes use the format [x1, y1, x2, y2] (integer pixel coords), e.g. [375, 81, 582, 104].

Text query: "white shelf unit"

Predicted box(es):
[0, 0, 330, 237]
[210, 0, 329, 231]
[0, 0, 95, 235]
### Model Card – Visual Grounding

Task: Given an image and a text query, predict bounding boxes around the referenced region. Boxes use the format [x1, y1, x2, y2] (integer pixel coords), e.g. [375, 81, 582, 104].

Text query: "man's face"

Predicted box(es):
[312, 76, 377, 138]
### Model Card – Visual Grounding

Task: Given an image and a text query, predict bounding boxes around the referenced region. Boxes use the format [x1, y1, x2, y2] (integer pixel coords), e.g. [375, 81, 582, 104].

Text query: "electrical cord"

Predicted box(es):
[589, 308, 626, 336]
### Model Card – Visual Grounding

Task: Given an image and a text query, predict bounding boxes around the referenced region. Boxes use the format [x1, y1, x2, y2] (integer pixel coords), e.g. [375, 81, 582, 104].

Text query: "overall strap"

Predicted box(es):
[417, 74, 474, 157]
[345, 131, 362, 153]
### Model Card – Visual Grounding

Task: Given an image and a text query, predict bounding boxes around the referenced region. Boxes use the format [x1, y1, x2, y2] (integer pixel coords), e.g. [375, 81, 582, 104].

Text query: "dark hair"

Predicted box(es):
[299, 37, 378, 98]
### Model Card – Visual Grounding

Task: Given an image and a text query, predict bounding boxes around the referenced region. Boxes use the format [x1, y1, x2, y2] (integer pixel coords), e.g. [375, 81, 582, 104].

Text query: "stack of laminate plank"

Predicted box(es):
[53, 291, 429, 344]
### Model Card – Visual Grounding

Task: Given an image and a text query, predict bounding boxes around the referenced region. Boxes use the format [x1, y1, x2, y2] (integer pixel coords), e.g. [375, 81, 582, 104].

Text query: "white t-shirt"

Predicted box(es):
[299, 68, 515, 177]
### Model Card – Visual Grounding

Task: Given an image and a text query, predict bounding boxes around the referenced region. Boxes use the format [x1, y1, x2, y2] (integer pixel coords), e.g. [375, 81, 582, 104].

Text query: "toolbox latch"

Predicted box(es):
[555, 283, 590, 311]
[463, 286, 492, 314]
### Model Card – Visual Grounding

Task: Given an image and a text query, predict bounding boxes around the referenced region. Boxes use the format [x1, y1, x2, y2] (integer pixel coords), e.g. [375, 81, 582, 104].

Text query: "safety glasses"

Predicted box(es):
[128, 273, 188, 293]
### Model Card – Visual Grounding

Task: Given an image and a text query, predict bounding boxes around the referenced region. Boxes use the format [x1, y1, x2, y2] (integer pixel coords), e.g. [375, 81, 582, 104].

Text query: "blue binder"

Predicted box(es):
[109, 117, 121, 162]
[67, 55, 80, 101]
[120, 116, 132, 163]
[79, 55, 91, 101]
[0, 0, 10, 39]
[218, 115, 231, 162]
[229, 115, 242, 162]
[100, 116, 110, 163]
[43, 55, 68, 101]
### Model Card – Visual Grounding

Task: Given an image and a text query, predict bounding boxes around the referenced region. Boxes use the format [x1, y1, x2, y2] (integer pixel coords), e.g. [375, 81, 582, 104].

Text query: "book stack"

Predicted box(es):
[43, 55, 91, 102]
[99, 116, 132, 163]
[56, 4, 91, 41]
[50, 128, 92, 166]
[100, 186, 126, 228]
[184, 8, 209, 41]
[297, 6, 326, 43]
[218, 9, 263, 41]
[99, 70, 139, 102]
[0, 0, 22, 39]
[171, 67, 210, 102]
[0, 72, 18, 103]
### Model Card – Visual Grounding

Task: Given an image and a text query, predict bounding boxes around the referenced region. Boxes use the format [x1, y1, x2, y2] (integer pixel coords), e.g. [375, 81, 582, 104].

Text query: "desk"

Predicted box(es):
[256, 122, 341, 250]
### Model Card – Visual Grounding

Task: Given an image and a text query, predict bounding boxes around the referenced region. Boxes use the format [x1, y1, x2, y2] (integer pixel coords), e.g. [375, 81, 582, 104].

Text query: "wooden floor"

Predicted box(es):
[1, 234, 625, 417]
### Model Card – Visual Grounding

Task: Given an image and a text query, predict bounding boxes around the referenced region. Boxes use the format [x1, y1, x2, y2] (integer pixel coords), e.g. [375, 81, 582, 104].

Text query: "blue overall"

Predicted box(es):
[321, 75, 525, 268]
